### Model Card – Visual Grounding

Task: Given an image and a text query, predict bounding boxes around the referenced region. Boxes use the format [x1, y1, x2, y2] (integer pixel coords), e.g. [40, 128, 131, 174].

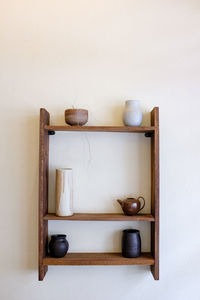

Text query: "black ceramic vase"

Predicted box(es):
[122, 229, 141, 258]
[49, 234, 69, 258]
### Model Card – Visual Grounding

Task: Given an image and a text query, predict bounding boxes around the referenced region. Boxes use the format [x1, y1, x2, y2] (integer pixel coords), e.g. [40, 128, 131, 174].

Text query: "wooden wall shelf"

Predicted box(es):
[39, 107, 159, 281]
[43, 252, 154, 266]
[44, 213, 155, 222]
[44, 125, 155, 133]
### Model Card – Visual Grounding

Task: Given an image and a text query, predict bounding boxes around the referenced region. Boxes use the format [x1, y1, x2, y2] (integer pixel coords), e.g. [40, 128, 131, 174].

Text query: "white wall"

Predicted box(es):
[1, 0, 200, 299]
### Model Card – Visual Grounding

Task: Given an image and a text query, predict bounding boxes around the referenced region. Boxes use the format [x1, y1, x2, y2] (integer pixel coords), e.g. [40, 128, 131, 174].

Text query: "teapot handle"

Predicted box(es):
[137, 196, 145, 212]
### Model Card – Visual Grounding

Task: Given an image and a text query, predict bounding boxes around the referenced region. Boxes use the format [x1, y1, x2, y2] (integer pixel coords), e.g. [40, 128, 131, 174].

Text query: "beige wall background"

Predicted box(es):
[1, 0, 200, 299]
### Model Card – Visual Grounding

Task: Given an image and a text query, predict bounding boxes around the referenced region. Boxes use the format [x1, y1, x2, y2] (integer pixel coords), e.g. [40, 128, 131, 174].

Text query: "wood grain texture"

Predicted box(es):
[43, 252, 154, 266]
[44, 125, 155, 133]
[44, 213, 155, 222]
[39, 108, 50, 281]
[150, 107, 159, 280]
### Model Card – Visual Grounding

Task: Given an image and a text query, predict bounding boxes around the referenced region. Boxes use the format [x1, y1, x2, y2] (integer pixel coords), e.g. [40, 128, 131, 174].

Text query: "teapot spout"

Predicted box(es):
[117, 199, 123, 206]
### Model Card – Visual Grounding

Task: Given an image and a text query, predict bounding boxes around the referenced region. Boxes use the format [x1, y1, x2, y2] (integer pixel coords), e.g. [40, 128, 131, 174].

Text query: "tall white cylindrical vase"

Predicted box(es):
[56, 168, 73, 216]
[123, 100, 143, 126]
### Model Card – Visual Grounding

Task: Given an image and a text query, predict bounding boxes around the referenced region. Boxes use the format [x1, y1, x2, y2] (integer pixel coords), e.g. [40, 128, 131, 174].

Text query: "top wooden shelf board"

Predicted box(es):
[44, 125, 155, 133]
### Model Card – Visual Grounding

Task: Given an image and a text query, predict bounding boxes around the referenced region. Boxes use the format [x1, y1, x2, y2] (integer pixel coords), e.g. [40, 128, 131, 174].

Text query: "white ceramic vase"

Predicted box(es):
[56, 168, 73, 216]
[123, 100, 143, 126]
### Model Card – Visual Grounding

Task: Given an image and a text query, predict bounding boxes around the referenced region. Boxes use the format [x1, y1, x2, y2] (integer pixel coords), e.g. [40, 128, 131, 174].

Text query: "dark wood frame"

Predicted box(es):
[39, 107, 159, 280]
[39, 109, 49, 280]
[150, 107, 159, 280]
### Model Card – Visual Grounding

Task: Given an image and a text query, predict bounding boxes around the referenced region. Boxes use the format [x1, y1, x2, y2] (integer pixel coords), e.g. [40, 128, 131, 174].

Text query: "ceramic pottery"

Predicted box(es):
[49, 234, 69, 258]
[117, 197, 145, 215]
[65, 109, 88, 126]
[56, 168, 73, 217]
[123, 100, 143, 126]
[122, 229, 141, 258]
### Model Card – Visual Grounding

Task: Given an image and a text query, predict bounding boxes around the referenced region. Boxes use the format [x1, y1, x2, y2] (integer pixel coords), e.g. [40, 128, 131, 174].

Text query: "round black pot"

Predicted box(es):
[49, 234, 69, 258]
[122, 229, 141, 258]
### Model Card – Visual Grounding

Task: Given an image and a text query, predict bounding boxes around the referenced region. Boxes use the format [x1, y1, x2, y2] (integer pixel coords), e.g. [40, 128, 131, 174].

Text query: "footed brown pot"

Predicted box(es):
[49, 234, 69, 258]
[117, 197, 145, 215]
[65, 109, 88, 126]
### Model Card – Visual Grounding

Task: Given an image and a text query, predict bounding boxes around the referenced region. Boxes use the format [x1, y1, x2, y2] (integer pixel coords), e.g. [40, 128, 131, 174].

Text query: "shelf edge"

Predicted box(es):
[43, 213, 155, 222]
[43, 252, 155, 266]
[44, 125, 155, 133]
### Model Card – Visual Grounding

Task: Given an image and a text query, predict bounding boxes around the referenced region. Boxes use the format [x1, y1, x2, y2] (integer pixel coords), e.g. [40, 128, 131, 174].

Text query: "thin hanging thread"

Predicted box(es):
[83, 132, 92, 173]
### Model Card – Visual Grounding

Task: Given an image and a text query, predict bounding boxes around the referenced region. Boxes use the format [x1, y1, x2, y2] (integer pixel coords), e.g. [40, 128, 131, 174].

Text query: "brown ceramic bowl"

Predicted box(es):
[65, 109, 88, 126]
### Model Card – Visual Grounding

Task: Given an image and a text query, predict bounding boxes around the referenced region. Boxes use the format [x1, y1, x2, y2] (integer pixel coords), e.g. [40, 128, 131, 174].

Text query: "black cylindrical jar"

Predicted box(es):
[122, 229, 141, 258]
[49, 234, 69, 258]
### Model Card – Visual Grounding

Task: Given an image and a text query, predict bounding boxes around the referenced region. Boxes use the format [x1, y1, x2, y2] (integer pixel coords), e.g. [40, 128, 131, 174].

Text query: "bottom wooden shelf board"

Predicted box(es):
[43, 252, 154, 266]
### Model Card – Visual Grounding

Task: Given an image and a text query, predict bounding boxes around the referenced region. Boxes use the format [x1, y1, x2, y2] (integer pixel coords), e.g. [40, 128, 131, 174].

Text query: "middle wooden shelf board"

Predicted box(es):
[43, 252, 154, 266]
[43, 213, 155, 222]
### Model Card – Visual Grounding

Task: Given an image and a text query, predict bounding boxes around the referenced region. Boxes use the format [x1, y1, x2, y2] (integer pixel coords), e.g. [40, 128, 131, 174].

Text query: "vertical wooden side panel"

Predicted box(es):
[39, 108, 49, 281]
[150, 107, 159, 280]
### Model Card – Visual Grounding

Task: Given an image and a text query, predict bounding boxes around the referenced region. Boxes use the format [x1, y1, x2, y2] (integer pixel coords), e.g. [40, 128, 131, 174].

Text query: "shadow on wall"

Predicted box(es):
[18, 114, 39, 273]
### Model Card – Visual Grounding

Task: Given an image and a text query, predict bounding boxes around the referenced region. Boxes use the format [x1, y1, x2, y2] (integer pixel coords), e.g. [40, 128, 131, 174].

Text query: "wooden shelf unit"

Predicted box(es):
[39, 107, 159, 281]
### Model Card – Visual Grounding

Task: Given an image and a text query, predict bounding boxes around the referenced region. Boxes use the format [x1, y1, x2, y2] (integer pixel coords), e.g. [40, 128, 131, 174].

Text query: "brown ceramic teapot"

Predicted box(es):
[117, 197, 145, 215]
